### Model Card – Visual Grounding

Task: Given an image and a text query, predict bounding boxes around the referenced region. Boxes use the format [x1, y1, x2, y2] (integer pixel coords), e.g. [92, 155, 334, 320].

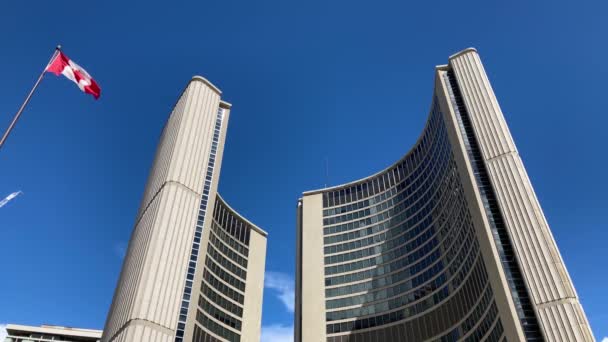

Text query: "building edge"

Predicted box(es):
[296, 48, 594, 342]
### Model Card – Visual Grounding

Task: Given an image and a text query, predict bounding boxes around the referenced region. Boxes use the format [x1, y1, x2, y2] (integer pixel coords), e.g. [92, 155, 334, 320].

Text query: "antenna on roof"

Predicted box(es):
[325, 157, 329, 188]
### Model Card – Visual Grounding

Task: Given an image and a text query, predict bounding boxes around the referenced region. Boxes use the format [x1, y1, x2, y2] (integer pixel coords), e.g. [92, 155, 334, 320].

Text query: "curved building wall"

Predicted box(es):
[191, 194, 267, 342]
[296, 49, 593, 342]
[309, 102, 505, 342]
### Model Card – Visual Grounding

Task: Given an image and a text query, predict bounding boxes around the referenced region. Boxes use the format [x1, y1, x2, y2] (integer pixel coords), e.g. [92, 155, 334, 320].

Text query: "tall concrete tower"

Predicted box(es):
[102, 77, 267, 342]
[296, 49, 593, 342]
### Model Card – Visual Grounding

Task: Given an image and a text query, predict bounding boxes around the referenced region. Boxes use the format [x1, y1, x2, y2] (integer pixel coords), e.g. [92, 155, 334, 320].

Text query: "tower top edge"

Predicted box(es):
[190, 75, 222, 95]
[448, 47, 478, 60]
[220, 100, 232, 109]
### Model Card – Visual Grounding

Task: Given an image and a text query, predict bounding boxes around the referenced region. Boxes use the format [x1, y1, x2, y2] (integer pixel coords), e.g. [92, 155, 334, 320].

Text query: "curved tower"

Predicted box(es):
[296, 49, 593, 341]
[102, 77, 267, 342]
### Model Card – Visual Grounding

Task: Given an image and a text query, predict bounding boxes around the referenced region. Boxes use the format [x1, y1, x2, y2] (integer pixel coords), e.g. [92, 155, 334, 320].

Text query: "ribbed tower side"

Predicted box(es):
[294, 200, 303, 342]
[449, 50, 594, 341]
[102, 78, 222, 342]
[135, 85, 190, 222]
[240, 230, 267, 342]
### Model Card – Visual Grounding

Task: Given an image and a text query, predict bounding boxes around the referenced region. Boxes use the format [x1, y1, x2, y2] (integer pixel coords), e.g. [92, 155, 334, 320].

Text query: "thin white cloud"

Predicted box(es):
[261, 324, 293, 342]
[265, 271, 295, 313]
[601, 337, 607, 342]
[0, 324, 7, 341]
[0, 191, 22, 208]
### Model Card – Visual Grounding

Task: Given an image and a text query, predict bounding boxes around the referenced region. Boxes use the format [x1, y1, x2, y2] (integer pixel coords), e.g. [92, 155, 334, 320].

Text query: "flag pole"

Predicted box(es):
[0, 45, 62, 150]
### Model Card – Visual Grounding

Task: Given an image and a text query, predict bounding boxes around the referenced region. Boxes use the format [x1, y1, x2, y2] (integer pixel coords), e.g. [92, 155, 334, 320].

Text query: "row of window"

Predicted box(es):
[459, 283, 494, 336]
[322, 109, 445, 209]
[205, 256, 246, 292]
[326, 229, 476, 320]
[209, 230, 248, 268]
[327, 215, 479, 319]
[211, 221, 249, 257]
[196, 310, 240, 342]
[464, 303, 500, 341]
[202, 280, 243, 317]
[323, 159, 453, 244]
[326, 245, 439, 291]
[175, 107, 224, 342]
[327, 283, 449, 331]
[326, 252, 488, 337]
[324, 199, 458, 276]
[323, 138, 451, 235]
[324, 174, 461, 262]
[325, 213, 470, 298]
[203, 269, 244, 304]
[326, 223, 432, 271]
[322, 124, 445, 219]
[325, 283, 500, 342]
[323, 129, 449, 224]
[323, 158, 452, 254]
[327, 263, 446, 313]
[213, 198, 251, 245]
[198, 296, 242, 331]
[436, 285, 492, 341]
[324, 185, 460, 268]
[324, 142, 450, 243]
[192, 324, 223, 342]
[207, 243, 247, 281]
[325, 200, 464, 286]
[479, 320, 504, 342]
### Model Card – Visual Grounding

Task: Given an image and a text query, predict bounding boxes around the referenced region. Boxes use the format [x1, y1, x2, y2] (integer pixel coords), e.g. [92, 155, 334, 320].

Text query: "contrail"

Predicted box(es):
[0, 191, 22, 208]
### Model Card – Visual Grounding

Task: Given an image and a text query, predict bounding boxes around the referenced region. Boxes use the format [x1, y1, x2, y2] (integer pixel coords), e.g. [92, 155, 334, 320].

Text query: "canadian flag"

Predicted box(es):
[46, 51, 101, 99]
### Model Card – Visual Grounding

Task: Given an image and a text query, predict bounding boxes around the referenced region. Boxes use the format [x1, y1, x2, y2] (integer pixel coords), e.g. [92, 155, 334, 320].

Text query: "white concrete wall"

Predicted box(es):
[449, 49, 594, 341]
[297, 193, 327, 342]
[102, 77, 222, 342]
[241, 229, 267, 342]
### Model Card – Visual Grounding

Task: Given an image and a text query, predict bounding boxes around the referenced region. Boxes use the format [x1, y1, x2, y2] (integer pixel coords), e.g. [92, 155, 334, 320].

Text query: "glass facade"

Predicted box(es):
[299, 50, 594, 341]
[319, 103, 504, 341]
[193, 195, 254, 342]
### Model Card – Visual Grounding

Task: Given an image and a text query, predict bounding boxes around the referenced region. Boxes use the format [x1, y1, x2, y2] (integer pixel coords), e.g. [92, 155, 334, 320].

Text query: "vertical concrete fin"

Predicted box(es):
[102, 78, 223, 342]
[449, 50, 594, 341]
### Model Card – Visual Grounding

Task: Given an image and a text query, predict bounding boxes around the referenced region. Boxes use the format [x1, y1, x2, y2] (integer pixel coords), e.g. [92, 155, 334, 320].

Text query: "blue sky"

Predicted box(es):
[0, 0, 607, 341]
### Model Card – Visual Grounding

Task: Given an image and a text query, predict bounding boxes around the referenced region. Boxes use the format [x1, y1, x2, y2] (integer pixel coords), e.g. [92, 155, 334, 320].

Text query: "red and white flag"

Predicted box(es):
[46, 51, 101, 99]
